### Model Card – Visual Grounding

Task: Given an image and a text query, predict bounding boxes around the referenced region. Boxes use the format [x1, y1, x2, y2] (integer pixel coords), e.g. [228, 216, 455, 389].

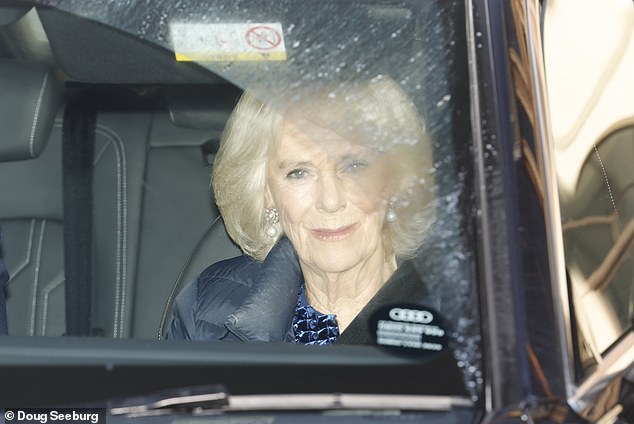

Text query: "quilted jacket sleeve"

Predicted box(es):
[165, 255, 255, 341]
[165, 276, 199, 341]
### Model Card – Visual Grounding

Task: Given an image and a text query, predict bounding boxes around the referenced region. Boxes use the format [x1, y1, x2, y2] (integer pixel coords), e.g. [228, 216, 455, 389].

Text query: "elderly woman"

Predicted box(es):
[167, 76, 435, 344]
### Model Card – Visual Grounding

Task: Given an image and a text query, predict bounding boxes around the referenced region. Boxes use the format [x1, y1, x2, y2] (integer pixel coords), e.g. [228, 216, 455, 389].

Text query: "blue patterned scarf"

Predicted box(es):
[292, 284, 339, 345]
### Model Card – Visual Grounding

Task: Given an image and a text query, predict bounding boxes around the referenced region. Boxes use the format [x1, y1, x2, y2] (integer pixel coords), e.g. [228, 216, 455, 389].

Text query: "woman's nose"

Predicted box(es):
[316, 174, 346, 212]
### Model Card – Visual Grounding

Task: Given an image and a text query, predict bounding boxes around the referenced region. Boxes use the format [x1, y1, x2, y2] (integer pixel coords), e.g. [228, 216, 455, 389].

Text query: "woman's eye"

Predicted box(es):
[286, 168, 308, 179]
[342, 159, 369, 173]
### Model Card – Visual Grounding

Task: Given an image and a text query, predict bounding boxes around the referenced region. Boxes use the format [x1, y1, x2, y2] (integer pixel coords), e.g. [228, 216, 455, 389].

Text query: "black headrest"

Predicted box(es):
[0, 60, 61, 161]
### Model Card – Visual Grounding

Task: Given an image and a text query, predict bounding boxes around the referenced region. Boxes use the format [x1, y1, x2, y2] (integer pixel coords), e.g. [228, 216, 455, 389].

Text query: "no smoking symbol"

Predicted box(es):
[245, 26, 282, 50]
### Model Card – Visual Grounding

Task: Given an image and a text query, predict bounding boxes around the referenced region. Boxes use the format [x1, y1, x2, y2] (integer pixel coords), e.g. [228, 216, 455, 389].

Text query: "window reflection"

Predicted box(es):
[561, 126, 634, 355]
[545, 0, 634, 369]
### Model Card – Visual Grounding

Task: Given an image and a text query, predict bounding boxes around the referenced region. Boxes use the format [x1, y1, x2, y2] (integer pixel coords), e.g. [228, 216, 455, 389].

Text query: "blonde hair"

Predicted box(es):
[212, 76, 435, 261]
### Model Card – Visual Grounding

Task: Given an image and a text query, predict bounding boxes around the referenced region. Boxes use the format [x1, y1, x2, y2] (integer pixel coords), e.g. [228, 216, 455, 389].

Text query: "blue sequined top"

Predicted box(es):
[292, 284, 339, 345]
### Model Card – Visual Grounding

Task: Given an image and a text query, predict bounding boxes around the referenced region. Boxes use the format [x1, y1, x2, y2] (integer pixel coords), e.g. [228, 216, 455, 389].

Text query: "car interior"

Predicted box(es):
[0, 2, 476, 345]
[1, 1, 632, 420]
[0, 5, 243, 339]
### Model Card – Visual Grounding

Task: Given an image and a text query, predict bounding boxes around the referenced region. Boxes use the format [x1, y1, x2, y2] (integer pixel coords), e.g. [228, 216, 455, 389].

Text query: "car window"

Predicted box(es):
[0, 0, 480, 403]
[544, 0, 634, 368]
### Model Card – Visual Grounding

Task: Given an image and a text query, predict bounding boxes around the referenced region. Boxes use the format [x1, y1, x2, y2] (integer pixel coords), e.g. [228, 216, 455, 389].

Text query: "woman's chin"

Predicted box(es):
[304, 242, 370, 274]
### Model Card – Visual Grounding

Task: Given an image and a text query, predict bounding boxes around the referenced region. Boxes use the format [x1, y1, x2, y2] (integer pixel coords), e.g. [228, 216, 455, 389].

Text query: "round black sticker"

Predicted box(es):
[369, 303, 449, 357]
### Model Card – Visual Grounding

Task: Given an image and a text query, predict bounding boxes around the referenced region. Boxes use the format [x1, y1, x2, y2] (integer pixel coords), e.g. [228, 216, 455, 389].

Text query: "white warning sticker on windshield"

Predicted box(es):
[170, 22, 287, 62]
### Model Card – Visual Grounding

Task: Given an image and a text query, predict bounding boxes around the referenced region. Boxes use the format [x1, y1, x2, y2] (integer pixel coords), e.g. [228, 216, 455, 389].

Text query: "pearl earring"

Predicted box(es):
[264, 208, 279, 237]
[385, 204, 397, 223]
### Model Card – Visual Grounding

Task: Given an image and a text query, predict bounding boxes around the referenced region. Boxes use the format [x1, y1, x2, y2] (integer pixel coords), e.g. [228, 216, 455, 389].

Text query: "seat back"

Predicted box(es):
[128, 88, 242, 338]
[0, 60, 64, 336]
[1, 60, 241, 338]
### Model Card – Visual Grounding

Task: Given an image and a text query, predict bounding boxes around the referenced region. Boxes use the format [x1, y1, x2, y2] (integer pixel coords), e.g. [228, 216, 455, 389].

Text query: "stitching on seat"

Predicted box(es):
[6, 219, 36, 283]
[39, 274, 64, 336]
[95, 125, 128, 338]
[29, 220, 45, 336]
[28, 72, 49, 158]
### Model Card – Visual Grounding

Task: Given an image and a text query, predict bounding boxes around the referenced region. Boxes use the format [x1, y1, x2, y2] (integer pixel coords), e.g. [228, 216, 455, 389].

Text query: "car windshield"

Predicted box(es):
[0, 0, 480, 406]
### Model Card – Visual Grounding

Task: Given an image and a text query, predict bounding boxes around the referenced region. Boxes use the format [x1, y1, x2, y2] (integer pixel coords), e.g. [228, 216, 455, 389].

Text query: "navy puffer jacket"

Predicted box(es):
[166, 236, 430, 344]
[166, 237, 302, 342]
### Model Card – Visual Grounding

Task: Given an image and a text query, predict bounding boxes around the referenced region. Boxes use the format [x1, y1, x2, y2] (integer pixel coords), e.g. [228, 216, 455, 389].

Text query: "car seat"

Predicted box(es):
[0, 59, 64, 336]
[0, 57, 241, 338]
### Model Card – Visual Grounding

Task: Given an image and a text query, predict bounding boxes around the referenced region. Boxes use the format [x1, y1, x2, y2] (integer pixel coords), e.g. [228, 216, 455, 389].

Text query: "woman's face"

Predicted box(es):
[266, 120, 391, 274]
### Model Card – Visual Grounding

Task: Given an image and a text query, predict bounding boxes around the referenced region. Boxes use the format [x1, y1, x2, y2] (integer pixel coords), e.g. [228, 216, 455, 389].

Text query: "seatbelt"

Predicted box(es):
[62, 91, 97, 337]
[62, 87, 150, 337]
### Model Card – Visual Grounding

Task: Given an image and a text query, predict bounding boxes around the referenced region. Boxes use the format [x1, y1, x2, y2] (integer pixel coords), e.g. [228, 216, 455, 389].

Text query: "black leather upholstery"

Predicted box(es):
[0, 61, 64, 336]
[1, 60, 241, 338]
[0, 60, 60, 161]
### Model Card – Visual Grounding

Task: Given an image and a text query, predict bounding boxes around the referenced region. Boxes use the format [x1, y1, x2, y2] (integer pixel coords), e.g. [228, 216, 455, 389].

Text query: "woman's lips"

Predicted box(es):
[310, 223, 357, 241]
